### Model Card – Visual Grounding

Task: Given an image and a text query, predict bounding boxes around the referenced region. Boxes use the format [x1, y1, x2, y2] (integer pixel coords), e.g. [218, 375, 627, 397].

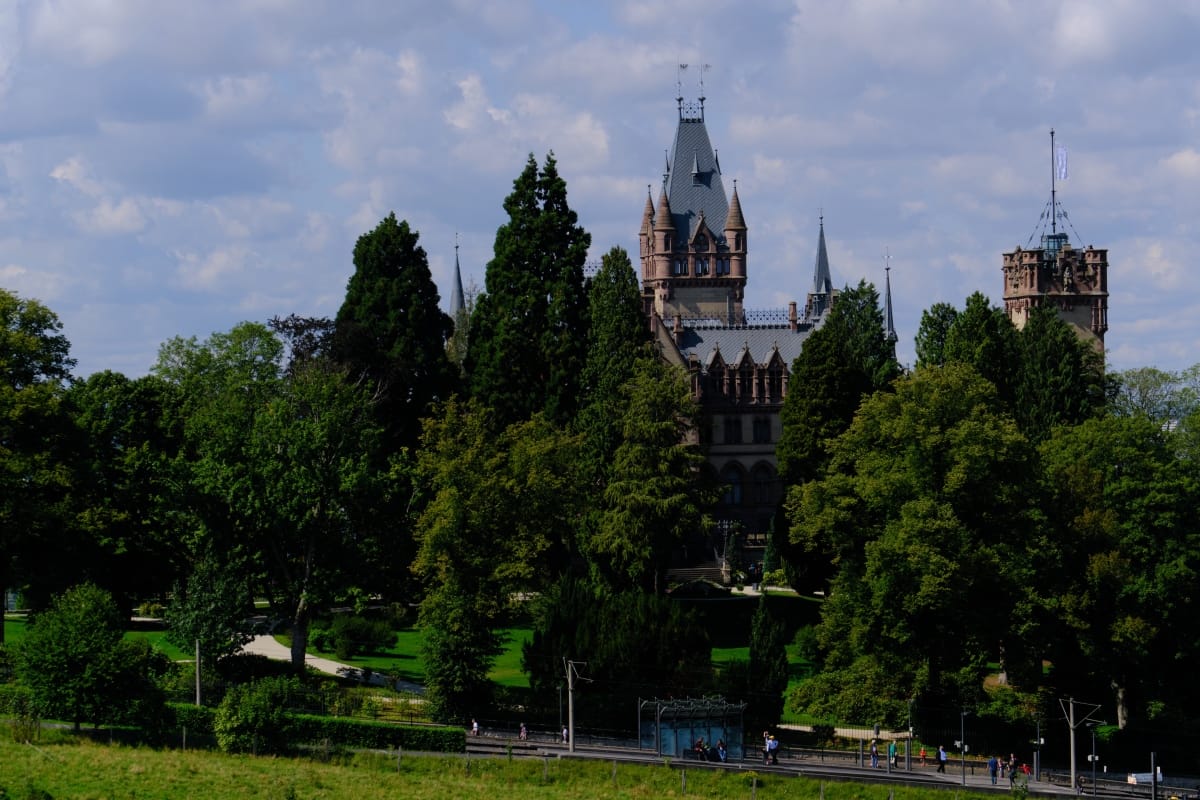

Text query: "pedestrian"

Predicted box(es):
[762, 730, 770, 763]
[717, 739, 727, 763]
[519, 722, 527, 741]
[870, 739, 879, 768]
[920, 745, 927, 766]
[562, 725, 568, 744]
[767, 734, 780, 765]
[988, 754, 999, 785]
[471, 718, 479, 736]
[936, 745, 948, 774]
[888, 740, 897, 769]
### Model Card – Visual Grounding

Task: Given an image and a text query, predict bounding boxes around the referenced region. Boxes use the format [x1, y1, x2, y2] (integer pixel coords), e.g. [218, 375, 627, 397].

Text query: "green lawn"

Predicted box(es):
[0, 734, 995, 800]
[287, 626, 533, 688]
[4, 616, 191, 661]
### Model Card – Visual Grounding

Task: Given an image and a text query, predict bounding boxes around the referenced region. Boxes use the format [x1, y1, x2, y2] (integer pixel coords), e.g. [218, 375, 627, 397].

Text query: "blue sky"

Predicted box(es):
[2, 0, 1198, 377]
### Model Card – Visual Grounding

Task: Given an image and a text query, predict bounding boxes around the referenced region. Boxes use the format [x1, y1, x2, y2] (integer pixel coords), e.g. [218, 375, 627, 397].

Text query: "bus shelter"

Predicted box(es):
[638, 697, 746, 760]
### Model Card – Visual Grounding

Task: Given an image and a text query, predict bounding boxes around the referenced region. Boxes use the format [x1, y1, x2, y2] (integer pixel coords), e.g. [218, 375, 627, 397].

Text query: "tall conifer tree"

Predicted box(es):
[466, 153, 591, 428]
[575, 246, 649, 485]
[332, 213, 458, 454]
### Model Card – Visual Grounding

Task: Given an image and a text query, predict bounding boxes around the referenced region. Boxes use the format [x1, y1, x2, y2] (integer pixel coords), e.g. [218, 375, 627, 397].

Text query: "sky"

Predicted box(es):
[1, 0, 1198, 378]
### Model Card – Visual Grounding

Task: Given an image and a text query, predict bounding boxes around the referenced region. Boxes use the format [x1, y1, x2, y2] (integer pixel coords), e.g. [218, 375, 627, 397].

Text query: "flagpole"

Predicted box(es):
[1050, 128, 1057, 234]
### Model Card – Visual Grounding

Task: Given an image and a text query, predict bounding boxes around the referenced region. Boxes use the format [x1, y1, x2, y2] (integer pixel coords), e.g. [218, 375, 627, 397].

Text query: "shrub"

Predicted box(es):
[288, 715, 465, 752]
[329, 615, 397, 660]
[168, 702, 216, 736]
[213, 676, 300, 754]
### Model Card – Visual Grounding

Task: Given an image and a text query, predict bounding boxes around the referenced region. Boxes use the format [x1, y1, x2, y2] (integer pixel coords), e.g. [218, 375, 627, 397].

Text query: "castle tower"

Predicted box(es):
[639, 93, 746, 325]
[1002, 131, 1108, 350]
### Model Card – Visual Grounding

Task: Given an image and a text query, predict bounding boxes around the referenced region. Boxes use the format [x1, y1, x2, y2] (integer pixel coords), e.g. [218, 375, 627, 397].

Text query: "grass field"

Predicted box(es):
[0, 734, 990, 800]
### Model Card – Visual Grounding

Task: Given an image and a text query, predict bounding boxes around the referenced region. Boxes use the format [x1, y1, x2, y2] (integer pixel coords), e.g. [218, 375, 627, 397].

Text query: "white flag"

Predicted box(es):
[1056, 145, 1069, 180]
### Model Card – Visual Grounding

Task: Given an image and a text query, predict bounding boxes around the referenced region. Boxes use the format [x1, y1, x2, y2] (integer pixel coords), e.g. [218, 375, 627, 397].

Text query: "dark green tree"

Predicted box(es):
[787, 364, 1045, 721]
[165, 542, 256, 669]
[913, 302, 959, 369]
[0, 288, 76, 626]
[15, 583, 165, 731]
[465, 153, 591, 428]
[522, 576, 712, 725]
[1039, 415, 1200, 729]
[65, 371, 184, 610]
[586, 356, 713, 593]
[746, 596, 790, 730]
[332, 214, 458, 454]
[413, 399, 583, 720]
[942, 291, 1020, 405]
[575, 246, 650, 487]
[1014, 305, 1105, 441]
[775, 281, 901, 591]
[156, 324, 384, 673]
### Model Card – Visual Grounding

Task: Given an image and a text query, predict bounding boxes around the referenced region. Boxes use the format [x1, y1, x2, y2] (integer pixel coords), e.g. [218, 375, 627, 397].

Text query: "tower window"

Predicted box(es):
[716, 258, 730, 275]
[753, 417, 771, 443]
[673, 259, 687, 276]
[721, 464, 743, 506]
[723, 416, 743, 444]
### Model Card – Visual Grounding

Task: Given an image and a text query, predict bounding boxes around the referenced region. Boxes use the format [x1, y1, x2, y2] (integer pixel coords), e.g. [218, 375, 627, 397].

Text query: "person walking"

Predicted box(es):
[870, 739, 880, 768]
[936, 745, 948, 773]
[920, 745, 927, 766]
[888, 740, 897, 769]
[988, 754, 999, 785]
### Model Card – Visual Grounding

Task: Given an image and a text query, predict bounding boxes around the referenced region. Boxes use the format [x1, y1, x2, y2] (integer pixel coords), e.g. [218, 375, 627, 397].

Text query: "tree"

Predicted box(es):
[942, 291, 1020, 405]
[412, 399, 583, 720]
[522, 576, 712, 727]
[332, 214, 458, 454]
[65, 371, 185, 611]
[777, 280, 900, 487]
[1013, 305, 1105, 441]
[575, 246, 650, 487]
[787, 364, 1045, 719]
[775, 281, 901, 591]
[156, 324, 385, 673]
[14, 583, 165, 731]
[746, 596, 790, 730]
[165, 542, 256, 669]
[1039, 415, 1200, 729]
[465, 153, 591, 428]
[0, 289, 76, 628]
[1109, 365, 1195, 424]
[586, 355, 713, 593]
[914, 302, 958, 369]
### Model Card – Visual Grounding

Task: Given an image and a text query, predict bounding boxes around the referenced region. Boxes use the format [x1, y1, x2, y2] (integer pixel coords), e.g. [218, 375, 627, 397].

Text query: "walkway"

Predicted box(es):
[242, 635, 424, 695]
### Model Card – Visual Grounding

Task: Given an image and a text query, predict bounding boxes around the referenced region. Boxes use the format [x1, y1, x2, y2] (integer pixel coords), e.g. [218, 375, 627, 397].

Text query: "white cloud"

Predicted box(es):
[0, 262, 70, 301]
[1162, 148, 1200, 180]
[50, 156, 104, 197]
[174, 245, 253, 292]
[80, 197, 146, 234]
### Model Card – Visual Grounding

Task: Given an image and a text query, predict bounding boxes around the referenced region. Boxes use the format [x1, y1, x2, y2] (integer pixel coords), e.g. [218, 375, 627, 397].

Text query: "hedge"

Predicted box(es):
[167, 702, 216, 736]
[288, 715, 465, 752]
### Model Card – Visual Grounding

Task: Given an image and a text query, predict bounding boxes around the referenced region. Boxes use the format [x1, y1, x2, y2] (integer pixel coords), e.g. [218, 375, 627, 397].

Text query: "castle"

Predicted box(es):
[638, 92, 854, 553]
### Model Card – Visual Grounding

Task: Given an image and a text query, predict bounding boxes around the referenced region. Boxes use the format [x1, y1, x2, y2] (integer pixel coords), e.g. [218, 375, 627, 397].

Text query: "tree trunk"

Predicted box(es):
[290, 601, 309, 675]
[1113, 682, 1128, 730]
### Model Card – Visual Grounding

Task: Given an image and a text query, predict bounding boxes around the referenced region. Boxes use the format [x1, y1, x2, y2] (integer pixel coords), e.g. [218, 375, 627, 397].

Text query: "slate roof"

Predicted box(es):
[675, 325, 814, 371]
[665, 112, 729, 242]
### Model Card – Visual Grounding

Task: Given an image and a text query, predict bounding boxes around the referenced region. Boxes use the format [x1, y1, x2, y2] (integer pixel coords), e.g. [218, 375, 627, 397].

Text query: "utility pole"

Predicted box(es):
[563, 659, 589, 754]
[1060, 697, 1101, 791]
[195, 639, 201, 707]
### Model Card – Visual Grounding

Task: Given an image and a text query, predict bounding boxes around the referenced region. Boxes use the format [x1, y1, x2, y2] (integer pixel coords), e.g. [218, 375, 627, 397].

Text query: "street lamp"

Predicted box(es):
[959, 710, 970, 786]
[1087, 722, 1104, 796]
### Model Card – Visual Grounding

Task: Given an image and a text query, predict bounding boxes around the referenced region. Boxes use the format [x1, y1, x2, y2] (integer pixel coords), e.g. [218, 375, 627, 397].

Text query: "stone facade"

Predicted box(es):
[640, 95, 837, 556]
[1002, 231, 1109, 351]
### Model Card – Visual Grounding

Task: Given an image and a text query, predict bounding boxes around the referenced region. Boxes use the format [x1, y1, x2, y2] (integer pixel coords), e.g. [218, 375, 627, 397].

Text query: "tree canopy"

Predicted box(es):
[465, 153, 591, 429]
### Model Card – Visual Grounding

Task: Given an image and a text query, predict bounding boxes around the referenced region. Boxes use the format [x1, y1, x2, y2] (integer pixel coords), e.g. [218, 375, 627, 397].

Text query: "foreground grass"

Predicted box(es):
[0, 735, 991, 800]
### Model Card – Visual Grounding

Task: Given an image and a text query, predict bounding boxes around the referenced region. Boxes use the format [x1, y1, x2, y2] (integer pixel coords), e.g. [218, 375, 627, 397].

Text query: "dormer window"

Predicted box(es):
[695, 234, 708, 251]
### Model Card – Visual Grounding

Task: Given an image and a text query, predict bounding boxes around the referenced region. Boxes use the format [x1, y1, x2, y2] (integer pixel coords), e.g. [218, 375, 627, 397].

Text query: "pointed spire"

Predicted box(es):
[641, 185, 655, 235]
[450, 236, 465, 318]
[812, 213, 833, 296]
[884, 250, 897, 345]
[725, 182, 746, 230]
[654, 188, 673, 229]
